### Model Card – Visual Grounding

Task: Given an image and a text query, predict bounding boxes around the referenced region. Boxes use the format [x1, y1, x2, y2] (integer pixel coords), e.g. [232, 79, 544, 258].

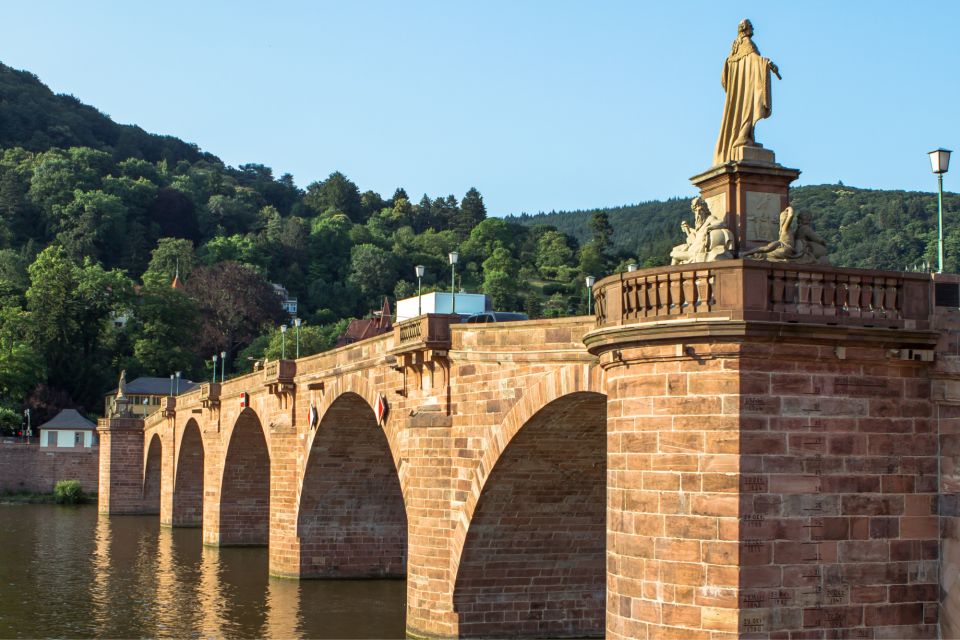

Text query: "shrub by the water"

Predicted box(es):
[53, 480, 85, 504]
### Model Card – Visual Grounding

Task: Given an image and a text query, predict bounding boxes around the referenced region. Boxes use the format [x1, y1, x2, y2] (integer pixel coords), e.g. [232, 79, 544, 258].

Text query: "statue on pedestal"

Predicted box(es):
[670, 197, 735, 265]
[742, 206, 828, 264]
[713, 19, 781, 165]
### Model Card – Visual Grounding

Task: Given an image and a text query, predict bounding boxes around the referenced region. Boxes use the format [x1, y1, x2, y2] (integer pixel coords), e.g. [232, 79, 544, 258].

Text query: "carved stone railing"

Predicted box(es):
[393, 314, 458, 352]
[593, 260, 935, 331]
[263, 359, 296, 395]
[199, 382, 221, 409]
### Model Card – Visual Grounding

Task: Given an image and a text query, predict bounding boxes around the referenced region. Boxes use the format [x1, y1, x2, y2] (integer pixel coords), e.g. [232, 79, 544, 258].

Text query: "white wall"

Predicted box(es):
[41, 430, 94, 448]
[396, 292, 489, 321]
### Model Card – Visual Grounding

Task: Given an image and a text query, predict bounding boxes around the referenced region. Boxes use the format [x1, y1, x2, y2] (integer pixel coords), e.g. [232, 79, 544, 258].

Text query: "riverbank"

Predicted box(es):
[0, 491, 96, 505]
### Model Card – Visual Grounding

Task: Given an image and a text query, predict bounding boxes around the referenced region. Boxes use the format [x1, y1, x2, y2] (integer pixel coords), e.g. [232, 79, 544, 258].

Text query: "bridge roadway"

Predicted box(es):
[98, 261, 960, 639]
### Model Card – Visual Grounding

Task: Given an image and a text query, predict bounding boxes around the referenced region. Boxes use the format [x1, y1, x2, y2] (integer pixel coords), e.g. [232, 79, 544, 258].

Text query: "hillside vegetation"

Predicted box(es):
[0, 60, 953, 428]
[511, 185, 960, 272]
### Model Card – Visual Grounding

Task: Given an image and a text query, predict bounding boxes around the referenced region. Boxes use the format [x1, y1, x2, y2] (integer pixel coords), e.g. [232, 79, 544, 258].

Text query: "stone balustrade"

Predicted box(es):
[593, 259, 935, 331]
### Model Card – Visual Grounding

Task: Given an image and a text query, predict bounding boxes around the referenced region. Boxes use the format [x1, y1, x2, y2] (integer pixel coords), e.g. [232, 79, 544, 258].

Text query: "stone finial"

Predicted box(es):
[669, 197, 735, 265]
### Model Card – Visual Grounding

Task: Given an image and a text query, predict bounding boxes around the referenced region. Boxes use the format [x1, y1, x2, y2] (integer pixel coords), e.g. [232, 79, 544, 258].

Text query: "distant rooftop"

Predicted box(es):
[39, 409, 96, 431]
[104, 376, 198, 397]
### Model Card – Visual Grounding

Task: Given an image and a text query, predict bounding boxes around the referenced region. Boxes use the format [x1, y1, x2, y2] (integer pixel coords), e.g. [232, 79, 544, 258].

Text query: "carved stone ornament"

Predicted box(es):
[741, 205, 828, 264]
[670, 197, 735, 265]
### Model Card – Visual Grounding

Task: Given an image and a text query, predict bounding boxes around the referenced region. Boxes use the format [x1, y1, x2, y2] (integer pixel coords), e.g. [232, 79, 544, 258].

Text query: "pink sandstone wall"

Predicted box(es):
[0, 443, 99, 493]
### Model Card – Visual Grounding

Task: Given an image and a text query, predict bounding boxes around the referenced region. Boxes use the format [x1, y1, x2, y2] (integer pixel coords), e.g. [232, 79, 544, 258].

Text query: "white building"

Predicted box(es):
[395, 292, 490, 322]
[39, 409, 98, 448]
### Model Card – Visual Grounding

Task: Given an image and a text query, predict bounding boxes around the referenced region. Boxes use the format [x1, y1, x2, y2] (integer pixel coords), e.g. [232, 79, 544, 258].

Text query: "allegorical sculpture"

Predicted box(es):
[742, 206, 828, 264]
[713, 19, 781, 165]
[670, 197, 735, 264]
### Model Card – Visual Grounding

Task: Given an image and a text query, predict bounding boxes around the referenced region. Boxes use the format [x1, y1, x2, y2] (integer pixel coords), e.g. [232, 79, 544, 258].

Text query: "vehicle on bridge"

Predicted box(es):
[460, 311, 529, 323]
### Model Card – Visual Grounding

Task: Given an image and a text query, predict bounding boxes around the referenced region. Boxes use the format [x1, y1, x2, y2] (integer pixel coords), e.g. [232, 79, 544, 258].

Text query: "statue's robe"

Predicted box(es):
[713, 37, 773, 165]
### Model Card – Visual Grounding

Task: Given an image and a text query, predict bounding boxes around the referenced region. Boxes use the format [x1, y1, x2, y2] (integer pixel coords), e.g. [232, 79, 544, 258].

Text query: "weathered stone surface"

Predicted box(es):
[97, 268, 960, 639]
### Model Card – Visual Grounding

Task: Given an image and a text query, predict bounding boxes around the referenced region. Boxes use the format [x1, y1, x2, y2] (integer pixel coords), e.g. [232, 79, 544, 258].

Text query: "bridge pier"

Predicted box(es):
[97, 416, 149, 515]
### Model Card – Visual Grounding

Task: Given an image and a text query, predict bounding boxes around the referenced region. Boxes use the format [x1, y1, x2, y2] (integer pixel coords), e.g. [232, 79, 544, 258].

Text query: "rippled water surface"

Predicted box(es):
[0, 505, 405, 638]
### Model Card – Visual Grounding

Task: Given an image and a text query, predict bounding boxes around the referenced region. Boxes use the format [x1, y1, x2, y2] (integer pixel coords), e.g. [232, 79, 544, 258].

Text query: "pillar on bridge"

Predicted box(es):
[97, 416, 148, 515]
[587, 262, 949, 639]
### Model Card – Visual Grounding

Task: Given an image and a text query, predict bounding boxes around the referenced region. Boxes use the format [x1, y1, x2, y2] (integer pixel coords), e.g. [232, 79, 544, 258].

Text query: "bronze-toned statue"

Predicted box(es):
[713, 19, 781, 165]
[670, 197, 735, 264]
[742, 206, 827, 264]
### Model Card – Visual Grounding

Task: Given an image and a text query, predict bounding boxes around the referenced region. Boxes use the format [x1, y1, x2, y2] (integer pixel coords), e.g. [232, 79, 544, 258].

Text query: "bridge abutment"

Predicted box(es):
[587, 262, 949, 639]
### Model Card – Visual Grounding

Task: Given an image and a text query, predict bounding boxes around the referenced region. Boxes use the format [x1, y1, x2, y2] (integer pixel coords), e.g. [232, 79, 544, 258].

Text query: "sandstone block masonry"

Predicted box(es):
[0, 442, 98, 494]
[99, 261, 960, 639]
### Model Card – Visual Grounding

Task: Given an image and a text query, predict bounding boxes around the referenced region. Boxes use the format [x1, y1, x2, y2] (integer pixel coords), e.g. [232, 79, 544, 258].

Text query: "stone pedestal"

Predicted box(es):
[691, 159, 800, 254]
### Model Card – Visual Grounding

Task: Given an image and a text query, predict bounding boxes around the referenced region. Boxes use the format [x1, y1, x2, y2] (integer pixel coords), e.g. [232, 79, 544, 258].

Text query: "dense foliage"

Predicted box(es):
[510, 184, 960, 271]
[0, 61, 953, 431]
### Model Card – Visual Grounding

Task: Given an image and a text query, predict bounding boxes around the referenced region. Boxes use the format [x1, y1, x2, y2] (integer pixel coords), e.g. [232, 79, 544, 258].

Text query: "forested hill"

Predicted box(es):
[510, 184, 960, 272]
[0, 58, 957, 427]
[0, 63, 211, 164]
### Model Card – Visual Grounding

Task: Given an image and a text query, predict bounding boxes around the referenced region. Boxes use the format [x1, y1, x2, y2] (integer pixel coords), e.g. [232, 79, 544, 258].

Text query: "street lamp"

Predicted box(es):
[415, 265, 426, 316]
[929, 148, 952, 273]
[280, 324, 287, 359]
[211, 354, 218, 384]
[169, 373, 174, 396]
[448, 251, 459, 314]
[294, 317, 302, 359]
[585, 275, 596, 316]
[175, 371, 181, 395]
[220, 351, 226, 382]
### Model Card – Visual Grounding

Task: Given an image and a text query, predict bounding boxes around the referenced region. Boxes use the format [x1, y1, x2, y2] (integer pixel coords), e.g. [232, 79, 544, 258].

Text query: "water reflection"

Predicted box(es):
[0, 505, 405, 639]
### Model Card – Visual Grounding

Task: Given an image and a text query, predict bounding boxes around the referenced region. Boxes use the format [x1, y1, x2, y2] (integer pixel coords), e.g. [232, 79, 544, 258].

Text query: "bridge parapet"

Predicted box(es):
[262, 359, 295, 395]
[393, 314, 457, 354]
[199, 382, 221, 409]
[593, 259, 934, 331]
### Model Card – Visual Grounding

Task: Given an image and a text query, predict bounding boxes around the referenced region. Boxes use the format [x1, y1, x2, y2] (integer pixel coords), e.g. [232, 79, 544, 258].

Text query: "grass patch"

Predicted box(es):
[53, 480, 86, 504]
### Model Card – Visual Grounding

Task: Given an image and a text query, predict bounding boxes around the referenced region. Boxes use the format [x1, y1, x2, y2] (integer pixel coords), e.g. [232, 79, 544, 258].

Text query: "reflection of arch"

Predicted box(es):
[143, 433, 162, 514]
[452, 365, 605, 638]
[296, 391, 407, 577]
[219, 408, 270, 545]
[173, 419, 204, 527]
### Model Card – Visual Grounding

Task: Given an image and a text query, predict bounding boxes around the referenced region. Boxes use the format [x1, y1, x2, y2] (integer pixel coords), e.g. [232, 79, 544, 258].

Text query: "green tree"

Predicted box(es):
[131, 285, 202, 377]
[51, 189, 127, 264]
[589, 210, 613, 258]
[142, 238, 196, 288]
[25, 246, 133, 409]
[535, 229, 575, 277]
[453, 187, 487, 237]
[347, 244, 397, 308]
[304, 171, 363, 222]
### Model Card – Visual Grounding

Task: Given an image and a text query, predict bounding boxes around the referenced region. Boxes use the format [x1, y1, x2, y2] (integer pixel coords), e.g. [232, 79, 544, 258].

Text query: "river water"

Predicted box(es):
[0, 505, 405, 638]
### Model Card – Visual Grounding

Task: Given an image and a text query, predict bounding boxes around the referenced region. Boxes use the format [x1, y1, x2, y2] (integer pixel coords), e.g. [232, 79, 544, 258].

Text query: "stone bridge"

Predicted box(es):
[99, 260, 960, 639]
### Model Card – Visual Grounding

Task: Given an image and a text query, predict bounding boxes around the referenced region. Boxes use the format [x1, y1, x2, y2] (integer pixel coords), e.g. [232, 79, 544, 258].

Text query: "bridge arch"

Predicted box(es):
[452, 365, 606, 638]
[172, 418, 204, 527]
[142, 432, 162, 515]
[296, 378, 407, 578]
[218, 407, 271, 545]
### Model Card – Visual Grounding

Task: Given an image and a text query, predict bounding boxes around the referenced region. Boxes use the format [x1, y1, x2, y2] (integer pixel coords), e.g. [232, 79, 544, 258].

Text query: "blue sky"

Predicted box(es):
[1, 2, 958, 215]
